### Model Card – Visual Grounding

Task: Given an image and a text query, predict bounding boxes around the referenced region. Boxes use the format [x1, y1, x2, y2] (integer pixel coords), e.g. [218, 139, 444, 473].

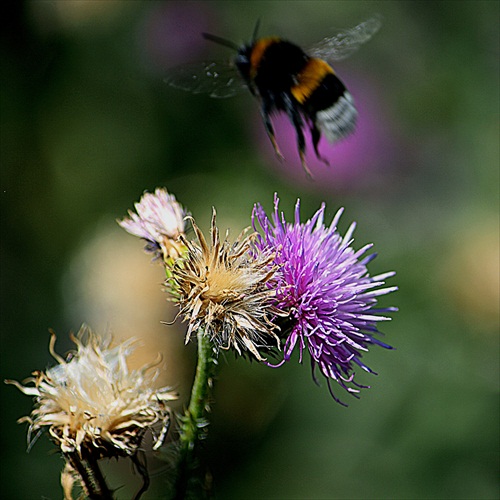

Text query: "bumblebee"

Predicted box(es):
[165, 17, 381, 176]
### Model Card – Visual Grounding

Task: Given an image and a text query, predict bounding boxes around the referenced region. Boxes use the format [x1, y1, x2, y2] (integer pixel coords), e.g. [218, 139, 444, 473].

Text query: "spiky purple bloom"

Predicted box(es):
[252, 195, 397, 404]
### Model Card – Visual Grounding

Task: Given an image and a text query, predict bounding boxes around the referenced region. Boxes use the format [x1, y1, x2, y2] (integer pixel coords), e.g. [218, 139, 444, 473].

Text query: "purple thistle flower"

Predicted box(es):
[252, 195, 397, 404]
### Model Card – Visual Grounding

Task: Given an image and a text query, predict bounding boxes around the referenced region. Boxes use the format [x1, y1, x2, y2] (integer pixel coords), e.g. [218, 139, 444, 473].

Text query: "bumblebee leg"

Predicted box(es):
[311, 124, 329, 166]
[260, 105, 284, 162]
[284, 96, 313, 178]
[299, 150, 313, 179]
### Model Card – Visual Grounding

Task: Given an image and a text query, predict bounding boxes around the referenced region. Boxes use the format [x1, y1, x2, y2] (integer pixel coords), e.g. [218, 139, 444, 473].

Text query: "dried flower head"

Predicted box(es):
[5, 326, 177, 457]
[170, 209, 281, 361]
[118, 187, 187, 262]
[253, 195, 397, 404]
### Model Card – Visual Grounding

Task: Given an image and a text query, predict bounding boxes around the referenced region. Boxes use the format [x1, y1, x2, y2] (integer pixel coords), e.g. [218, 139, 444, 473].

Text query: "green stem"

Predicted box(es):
[64, 450, 113, 500]
[173, 329, 218, 499]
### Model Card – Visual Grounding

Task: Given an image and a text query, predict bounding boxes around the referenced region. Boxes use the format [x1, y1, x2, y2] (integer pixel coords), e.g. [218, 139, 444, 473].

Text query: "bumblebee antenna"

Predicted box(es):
[202, 33, 239, 51]
[252, 18, 261, 42]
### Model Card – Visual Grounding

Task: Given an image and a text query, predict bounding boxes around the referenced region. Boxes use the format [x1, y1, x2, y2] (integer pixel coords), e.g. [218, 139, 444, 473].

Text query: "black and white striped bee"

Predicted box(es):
[165, 17, 382, 176]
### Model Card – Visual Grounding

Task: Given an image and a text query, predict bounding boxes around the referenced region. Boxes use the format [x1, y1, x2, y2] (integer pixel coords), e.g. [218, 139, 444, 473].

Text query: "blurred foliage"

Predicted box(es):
[1, 1, 498, 499]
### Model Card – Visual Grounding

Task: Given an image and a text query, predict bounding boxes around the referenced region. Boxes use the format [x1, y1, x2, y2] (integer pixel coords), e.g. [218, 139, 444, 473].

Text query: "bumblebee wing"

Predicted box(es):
[164, 61, 246, 98]
[308, 16, 382, 62]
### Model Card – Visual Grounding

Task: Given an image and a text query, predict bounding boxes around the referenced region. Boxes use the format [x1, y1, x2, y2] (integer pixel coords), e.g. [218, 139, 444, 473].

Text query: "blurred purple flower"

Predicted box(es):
[138, 1, 217, 72]
[253, 195, 397, 404]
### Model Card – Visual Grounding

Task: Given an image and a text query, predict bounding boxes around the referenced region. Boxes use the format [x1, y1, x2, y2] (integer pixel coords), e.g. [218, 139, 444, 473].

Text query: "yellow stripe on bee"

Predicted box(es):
[291, 58, 334, 104]
[250, 37, 281, 79]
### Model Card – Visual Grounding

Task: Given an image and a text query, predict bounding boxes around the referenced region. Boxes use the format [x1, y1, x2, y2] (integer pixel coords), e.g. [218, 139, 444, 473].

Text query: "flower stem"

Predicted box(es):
[64, 450, 113, 500]
[173, 328, 218, 499]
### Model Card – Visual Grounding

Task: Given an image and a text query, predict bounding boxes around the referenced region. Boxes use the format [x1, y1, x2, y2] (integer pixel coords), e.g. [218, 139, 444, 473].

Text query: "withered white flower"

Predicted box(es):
[5, 326, 177, 457]
[170, 210, 282, 361]
[118, 187, 187, 262]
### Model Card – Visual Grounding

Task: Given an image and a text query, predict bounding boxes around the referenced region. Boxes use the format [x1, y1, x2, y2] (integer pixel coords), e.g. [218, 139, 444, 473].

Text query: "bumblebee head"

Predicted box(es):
[234, 46, 252, 81]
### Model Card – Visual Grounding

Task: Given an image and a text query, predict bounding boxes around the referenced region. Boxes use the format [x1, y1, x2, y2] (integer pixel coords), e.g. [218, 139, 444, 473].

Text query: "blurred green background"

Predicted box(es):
[1, 1, 498, 499]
